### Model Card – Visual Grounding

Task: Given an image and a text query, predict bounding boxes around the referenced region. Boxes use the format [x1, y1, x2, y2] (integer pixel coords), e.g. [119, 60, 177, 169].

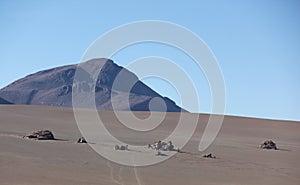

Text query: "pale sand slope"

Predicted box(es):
[0, 105, 299, 185]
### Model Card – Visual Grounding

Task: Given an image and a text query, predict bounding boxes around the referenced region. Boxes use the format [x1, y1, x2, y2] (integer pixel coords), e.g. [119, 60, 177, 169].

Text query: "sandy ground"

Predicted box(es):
[0, 105, 299, 185]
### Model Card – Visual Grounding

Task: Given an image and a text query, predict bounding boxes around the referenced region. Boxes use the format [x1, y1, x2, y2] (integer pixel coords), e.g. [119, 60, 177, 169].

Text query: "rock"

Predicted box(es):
[114, 144, 128, 150]
[77, 137, 87, 143]
[120, 145, 127, 150]
[202, 153, 216, 158]
[25, 130, 54, 140]
[259, 140, 277, 150]
[148, 140, 178, 151]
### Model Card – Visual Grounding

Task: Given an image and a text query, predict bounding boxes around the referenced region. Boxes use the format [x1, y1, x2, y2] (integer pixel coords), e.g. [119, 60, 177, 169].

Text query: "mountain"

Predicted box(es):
[0, 58, 183, 112]
[0, 97, 12, 104]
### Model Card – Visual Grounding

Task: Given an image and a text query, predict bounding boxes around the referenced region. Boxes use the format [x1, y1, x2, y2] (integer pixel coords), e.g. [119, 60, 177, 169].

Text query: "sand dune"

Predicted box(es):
[0, 105, 299, 185]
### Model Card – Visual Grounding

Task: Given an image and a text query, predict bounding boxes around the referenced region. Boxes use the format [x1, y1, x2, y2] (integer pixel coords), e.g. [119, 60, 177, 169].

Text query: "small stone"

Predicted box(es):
[77, 137, 87, 143]
[202, 153, 216, 158]
[114, 144, 128, 150]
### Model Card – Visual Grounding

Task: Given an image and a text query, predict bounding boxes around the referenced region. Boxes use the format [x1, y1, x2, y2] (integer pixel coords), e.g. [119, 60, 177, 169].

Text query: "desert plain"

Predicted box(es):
[0, 105, 299, 185]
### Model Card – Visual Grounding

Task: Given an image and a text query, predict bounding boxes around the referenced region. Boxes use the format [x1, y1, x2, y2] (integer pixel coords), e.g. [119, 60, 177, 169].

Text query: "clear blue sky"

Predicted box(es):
[1, 0, 299, 121]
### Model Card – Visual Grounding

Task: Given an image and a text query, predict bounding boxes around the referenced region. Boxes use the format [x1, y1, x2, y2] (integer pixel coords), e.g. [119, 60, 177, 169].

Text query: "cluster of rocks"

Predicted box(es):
[148, 140, 179, 152]
[202, 153, 216, 159]
[259, 140, 277, 150]
[114, 144, 128, 151]
[24, 130, 89, 144]
[23, 130, 279, 159]
[24, 130, 55, 140]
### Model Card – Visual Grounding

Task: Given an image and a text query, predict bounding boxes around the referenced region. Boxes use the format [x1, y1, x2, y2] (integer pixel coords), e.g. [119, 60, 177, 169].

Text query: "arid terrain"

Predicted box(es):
[0, 105, 299, 185]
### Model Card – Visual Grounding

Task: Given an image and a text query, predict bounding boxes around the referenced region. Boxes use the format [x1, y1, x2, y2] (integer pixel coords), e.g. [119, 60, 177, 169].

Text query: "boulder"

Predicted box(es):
[25, 130, 54, 140]
[259, 140, 277, 150]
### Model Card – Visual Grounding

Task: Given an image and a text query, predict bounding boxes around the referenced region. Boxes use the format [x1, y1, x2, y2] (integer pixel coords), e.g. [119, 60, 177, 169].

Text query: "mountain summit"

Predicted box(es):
[0, 58, 183, 112]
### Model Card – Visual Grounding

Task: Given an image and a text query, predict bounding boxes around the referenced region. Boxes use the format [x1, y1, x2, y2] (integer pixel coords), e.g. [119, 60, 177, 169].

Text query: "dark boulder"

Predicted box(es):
[202, 153, 216, 158]
[77, 137, 87, 143]
[25, 130, 55, 140]
[259, 140, 277, 150]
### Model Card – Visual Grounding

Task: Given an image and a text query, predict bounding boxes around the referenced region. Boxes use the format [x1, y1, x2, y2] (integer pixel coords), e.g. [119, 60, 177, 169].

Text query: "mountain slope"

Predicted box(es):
[0, 58, 183, 112]
[0, 97, 12, 104]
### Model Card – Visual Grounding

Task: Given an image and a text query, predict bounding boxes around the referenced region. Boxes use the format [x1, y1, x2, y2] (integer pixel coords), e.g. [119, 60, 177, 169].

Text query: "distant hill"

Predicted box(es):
[0, 97, 12, 104]
[0, 58, 183, 112]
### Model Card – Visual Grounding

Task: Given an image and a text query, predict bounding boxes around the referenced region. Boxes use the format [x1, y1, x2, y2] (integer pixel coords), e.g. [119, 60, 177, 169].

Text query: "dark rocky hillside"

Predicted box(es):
[0, 97, 12, 104]
[0, 58, 183, 112]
